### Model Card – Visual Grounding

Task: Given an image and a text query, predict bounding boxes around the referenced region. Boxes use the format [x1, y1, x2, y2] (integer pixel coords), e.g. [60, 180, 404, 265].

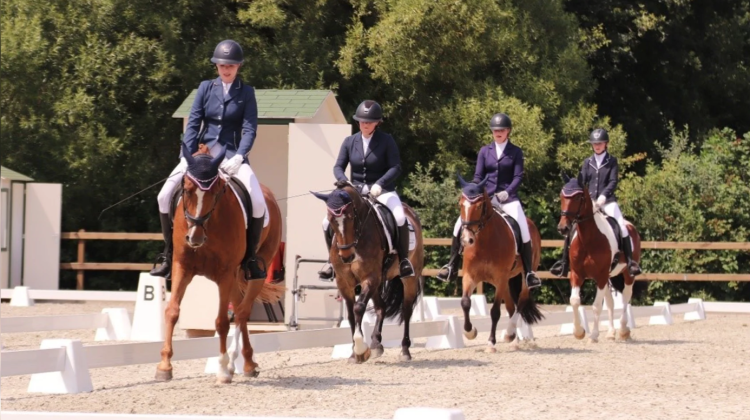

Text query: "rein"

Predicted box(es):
[560, 192, 594, 224]
[330, 192, 375, 251]
[460, 194, 493, 235]
[182, 175, 228, 232]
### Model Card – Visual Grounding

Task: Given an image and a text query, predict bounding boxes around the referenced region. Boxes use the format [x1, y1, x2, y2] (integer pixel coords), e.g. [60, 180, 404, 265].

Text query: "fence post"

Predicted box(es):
[76, 229, 86, 290]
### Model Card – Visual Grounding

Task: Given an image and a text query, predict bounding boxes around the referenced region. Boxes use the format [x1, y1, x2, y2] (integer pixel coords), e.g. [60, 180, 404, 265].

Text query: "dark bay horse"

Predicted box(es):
[558, 175, 642, 342]
[313, 182, 424, 363]
[456, 175, 544, 352]
[156, 144, 284, 383]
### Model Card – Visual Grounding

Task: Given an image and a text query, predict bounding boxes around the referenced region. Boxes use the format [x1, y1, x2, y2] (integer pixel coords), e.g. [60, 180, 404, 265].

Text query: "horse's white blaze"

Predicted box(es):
[462, 199, 471, 221]
[187, 189, 206, 239]
[335, 215, 346, 239]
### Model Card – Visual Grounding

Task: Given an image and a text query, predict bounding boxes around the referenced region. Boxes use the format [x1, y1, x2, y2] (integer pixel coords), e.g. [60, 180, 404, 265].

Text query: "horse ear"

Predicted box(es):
[456, 171, 469, 188]
[211, 147, 227, 171]
[310, 191, 330, 202]
[561, 172, 570, 183]
[477, 174, 490, 190]
[181, 142, 196, 167]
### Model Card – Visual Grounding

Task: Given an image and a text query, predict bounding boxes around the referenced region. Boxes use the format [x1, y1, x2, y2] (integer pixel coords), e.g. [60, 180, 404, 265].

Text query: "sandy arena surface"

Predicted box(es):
[1, 301, 749, 419]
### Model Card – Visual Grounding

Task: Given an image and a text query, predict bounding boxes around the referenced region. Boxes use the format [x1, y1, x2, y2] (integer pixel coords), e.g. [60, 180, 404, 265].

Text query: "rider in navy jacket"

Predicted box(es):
[437, 113, 542, 289]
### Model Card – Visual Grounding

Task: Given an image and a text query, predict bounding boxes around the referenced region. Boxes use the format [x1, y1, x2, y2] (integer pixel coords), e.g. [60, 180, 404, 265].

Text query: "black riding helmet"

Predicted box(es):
[489, 113, 512, 130]
[352, 100, 383, 123]
[588, 128, 610, 144]
[210, 40, 244, 65]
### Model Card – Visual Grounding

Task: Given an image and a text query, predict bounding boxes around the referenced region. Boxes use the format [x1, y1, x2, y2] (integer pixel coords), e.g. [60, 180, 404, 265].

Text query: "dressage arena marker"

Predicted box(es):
[129, 273, 168, 342]
[1, 308, 132, 341]
[26, 339, 93, 394]
[0, 408, 465, 420]
[650, 301, 674, 325]
[10, 286, 34, 307]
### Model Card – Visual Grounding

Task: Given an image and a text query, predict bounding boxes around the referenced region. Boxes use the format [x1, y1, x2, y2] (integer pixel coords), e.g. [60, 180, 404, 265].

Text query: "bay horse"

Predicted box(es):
[558, 174, 642, 342]
[456, 174, 544, 352]
[313, 182, 424, 363]
[156, 143, 284, 383]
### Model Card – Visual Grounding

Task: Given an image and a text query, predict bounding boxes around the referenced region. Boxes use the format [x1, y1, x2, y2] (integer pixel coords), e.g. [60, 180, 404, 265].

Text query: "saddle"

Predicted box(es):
[169, 175, 253, 227]
[491, 205, 523, 255]
[604, 214, 623, 249]
[369, 199, 415, 254]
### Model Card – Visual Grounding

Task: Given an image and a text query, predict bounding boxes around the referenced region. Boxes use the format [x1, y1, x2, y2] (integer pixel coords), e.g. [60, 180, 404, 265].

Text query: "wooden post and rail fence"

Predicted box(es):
[62, 230, 750, 290]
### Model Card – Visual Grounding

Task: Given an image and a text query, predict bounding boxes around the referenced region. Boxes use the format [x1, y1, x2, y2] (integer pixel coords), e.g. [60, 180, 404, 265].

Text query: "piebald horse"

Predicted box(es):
[156, 144, 284, 383]
[313, 182, 424, 363]
[457, 174, 544, 351]
[558, 174, 642, 342]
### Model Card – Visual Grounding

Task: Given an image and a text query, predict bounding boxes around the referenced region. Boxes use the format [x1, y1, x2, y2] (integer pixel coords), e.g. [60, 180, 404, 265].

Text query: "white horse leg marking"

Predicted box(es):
[187, 189, 205, 240]
[228, 324, 241, 375]
[353, 323, 367, 355]
[590, 286, 605, 342]
[507, 310, 519, 340]
[603, 284, 616, 339]
[217, 352, 232, 383]
[570, 286, 584, 337]
[621, 283, 633, 332]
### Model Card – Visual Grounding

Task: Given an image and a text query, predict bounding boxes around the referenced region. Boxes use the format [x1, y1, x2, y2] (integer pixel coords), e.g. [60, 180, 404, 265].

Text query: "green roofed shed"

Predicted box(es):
[0, 166, 33, 182]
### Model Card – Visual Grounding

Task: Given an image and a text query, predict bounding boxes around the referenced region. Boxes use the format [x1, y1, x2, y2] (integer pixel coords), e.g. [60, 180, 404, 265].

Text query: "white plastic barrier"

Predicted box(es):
[0, 407, 465, 420]
[1, 309, 132, 341]
[2, 287, 149, 303]
[702, 301, 750, 313]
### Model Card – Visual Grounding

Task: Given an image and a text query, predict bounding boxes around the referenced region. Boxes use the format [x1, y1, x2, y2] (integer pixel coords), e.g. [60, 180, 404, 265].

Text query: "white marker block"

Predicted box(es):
[560, 305, 590, 335]
[393, 407, 465, 420]
[422, 296, 441, 319]
[130, 273, 167, 342]
[649, 302, 674, 325]
[470, 294, 488, 316]
[94, 308, 132, 341]
[425, 315, 465, 350]
[685, 298, 707, 321]
[10, 286, 34, 307]
[28, 339, 93, 394]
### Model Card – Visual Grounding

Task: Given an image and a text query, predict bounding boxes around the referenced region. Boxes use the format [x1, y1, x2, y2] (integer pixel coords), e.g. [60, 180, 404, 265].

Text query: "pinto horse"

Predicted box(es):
[156, 144, 284, 383]
[457, 174, 543, 351]
[313, 182, 424, 363]
[558, 174, 641, 342]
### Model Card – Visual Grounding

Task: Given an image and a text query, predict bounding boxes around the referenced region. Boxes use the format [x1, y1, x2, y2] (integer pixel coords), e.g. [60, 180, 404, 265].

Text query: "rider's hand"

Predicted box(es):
[596, 195, 606, 207]
[220, 155, 243, 176]
[370, 183, 382, 198]
[495, 191, 509, 202]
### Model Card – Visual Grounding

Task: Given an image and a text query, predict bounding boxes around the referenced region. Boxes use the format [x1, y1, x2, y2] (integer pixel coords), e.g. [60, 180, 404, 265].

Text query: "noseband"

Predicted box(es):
[460, 194, 492, 235]
[560, 192, 593, 224]
[182, 174, 228, 233]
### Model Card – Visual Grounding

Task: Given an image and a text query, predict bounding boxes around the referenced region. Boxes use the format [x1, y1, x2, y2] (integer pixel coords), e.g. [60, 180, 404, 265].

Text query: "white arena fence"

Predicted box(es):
[0, 407, 465, 420]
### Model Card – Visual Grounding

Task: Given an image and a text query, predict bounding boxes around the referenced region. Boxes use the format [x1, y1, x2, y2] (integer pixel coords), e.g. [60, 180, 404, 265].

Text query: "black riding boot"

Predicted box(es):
[397, 224, 415, 278]
[622, 236, 642, 276]
[318, 227, 334, 281]
[436, 233, 461, 282]
[521, 241, 542, 289]
[549, 234, 571, 277]
[150, 213, 173, 279]
[242, 216, 267, 280]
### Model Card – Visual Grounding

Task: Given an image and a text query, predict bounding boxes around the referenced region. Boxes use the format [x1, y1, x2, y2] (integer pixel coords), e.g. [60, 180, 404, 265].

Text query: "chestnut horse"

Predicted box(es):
[457, 175, 543, 352]
[558, 174, 641, 342]
[313, 182, 424, 363]
[156, 144, 284, 383]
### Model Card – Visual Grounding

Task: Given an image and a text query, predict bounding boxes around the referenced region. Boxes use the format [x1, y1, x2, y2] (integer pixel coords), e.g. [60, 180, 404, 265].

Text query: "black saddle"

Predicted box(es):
[372, 200, 400, 253]
[604, 215, 623, 250]
[169, 175, 252, 224]
[492, 205, 523, 255]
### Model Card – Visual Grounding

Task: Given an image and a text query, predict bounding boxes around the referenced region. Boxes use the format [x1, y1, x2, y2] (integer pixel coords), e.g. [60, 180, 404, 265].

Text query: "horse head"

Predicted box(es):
[181, 143, 227, 248]
[558, 174, 592, 235]
[457, 173, 490, 247]
[312, 183, 363, 264]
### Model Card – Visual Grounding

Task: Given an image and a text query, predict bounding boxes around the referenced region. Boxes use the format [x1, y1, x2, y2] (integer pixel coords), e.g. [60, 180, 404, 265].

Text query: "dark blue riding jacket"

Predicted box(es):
[334, 130, 401, 192]
[473, 141, 524, 202]
[579, 152, 619, 204]
[182, 77, 258, 161]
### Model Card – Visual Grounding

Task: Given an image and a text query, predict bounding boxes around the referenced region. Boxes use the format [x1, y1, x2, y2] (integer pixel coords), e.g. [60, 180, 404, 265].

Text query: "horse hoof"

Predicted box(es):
[485, 346, 497, 353]
[464, 327, 478, 340]
[155, 368, 173, 382]
[355, 348, 371, 364]
[347, 355, 357, 364]
[244, 369, 260, 378]
[588, 338, 598, 344]
[619, 329, 632, 341]
[524, 340, 539, 350]
[371, 345, 384, 359]
[399, 351, 412, 362]
[573, 328, 586, 340]
[216, 375, 233, 385]
[606, 332, 616, 340]
[504, 333, 516, 343]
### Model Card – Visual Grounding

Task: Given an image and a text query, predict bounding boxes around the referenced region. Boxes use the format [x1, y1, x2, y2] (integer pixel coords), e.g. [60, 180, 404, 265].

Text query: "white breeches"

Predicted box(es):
[157, 143, 265, 218]
[453, 198, 531, 242]
[322, 190, 406, 231]
[601, 201, 629, 237]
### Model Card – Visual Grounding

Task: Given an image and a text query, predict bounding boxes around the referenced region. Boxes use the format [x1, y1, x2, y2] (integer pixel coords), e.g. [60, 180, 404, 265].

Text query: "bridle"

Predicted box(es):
[560, 191, 594, 224]
[182, 172, 228, 234]
[328, 192, 375, 251]
[460, 193, 493, 236]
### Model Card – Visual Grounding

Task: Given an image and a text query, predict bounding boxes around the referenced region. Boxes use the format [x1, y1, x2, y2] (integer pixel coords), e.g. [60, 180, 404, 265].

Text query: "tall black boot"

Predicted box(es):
[550, 234, 571, 277]
[521, 241, 541, 289]
[436, 233, 461, 282]
[318, 227, 334, 281]
[150, 213, 173, 279]
[242, 216, 267, 280]
[397, 224, 415, 278]
[622, 236, 642, 276]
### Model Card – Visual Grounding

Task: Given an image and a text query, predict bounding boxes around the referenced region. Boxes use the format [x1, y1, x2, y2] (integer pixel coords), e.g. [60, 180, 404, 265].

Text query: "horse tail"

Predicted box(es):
[254, 282, 285, 304]
[510, 273, 545, 325]
[379, 275, 421, 325]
